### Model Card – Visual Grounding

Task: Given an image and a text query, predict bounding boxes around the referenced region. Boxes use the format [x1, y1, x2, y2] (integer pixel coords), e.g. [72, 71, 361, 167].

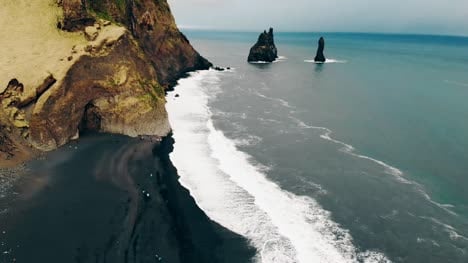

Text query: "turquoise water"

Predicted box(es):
[169, 31, 468, 262]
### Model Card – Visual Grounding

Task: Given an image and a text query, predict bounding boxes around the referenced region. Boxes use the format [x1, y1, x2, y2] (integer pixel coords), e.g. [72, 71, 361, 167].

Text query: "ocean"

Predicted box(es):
[166, 31, 468, 263]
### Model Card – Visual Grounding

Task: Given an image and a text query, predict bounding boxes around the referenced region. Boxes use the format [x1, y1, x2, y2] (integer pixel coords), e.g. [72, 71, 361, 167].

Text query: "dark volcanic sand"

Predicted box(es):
[0, 134, 255, 263]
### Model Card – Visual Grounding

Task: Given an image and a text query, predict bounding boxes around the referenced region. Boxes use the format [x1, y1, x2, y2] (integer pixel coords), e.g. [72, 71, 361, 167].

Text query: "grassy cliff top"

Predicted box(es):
[0, 0, 84, 93]
[0, 0, 125, 97]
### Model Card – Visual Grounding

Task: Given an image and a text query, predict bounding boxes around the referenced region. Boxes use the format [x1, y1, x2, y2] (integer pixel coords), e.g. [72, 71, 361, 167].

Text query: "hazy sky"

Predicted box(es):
[167, 0, 468, 36]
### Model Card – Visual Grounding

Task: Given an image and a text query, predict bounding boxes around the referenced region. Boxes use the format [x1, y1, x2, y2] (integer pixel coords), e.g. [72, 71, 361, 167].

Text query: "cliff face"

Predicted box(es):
[29, 33, 170, 151]
[0, 0, 210, 166]
[86, 0, 212, 88]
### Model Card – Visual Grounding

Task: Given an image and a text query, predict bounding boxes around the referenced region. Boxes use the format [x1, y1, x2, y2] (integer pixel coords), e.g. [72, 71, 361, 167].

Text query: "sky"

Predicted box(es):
[167, 0, 468, 36]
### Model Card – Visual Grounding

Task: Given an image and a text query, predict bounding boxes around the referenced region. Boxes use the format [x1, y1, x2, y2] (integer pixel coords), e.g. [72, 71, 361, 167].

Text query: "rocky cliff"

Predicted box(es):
[84, 0, 212, 88]
[314, 37, 326, 62]
[248, 28, 278, 62]
[0, 0, 211, 166]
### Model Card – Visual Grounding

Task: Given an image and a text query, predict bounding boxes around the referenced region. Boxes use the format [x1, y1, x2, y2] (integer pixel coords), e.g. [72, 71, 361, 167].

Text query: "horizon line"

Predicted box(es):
[177, 26, 468, 38]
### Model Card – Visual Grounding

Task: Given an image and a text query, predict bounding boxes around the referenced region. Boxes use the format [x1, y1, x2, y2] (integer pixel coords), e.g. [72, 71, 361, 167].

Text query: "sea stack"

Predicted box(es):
[248, 28, 278, 63]
[314, 37, 326, 62]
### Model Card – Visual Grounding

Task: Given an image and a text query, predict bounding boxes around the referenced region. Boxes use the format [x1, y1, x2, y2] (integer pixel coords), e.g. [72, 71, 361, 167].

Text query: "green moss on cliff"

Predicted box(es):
[137, 79, 165, 104]
[151, 82, 165, 98]
[91, 9, 114, 21]
[86, 0, 118, 22]
[116, 0, 126, 11]
[86, 0, 127, 24]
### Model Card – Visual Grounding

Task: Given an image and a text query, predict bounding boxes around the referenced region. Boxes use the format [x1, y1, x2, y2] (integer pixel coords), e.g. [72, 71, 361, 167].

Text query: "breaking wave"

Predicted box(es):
[289, 116, 457, 215]
[304, 58, 348, 64]
[166, 69, 390, 263]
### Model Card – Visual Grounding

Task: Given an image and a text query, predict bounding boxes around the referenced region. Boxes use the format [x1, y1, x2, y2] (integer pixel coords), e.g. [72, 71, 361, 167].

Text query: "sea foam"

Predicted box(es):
[304, 58, 347, 64]
[289, 116, 458, 215]
[249, 56, 287, 64]
[444, 80, 468, 87]
[166, 70, 390, 263]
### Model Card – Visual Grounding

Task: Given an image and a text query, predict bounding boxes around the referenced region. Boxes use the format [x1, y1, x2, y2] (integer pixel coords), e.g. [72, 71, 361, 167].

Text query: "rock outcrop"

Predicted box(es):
[29, 33, 170, 151]
[0, 0, 210, 166]
[248, 28, 278, 63]
[314, 37, 326, 62]
[59, 0, 95, 31]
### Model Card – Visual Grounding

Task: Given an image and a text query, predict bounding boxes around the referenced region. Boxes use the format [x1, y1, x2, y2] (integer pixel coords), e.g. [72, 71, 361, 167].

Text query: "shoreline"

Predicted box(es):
[0, 133, 255, 262]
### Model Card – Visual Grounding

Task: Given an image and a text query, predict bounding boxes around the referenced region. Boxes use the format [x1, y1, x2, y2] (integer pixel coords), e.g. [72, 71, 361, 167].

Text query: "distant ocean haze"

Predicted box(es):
[168, 0, 468, 36]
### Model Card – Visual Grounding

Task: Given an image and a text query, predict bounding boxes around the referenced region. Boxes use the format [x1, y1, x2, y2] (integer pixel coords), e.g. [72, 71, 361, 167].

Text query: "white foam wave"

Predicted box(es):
[304, 58, 347, 64]
[250, 61, 271, 64]
[274, 56, 288, 63]
[257, 117, 282, 124]
[166, 69, 390, 263]
[233, 134, 263, 147]
[289, 117, 404, 179]
[289, 116, 457, 214]
[224, 86, 457, 217]
[253, 91, 295, 109]
[444, 80, 468, 87]
[249, 56, 287, 64]
[417, 190, 457, 216]
[296, 176, 328, 196]
[420, 216, 468, 242]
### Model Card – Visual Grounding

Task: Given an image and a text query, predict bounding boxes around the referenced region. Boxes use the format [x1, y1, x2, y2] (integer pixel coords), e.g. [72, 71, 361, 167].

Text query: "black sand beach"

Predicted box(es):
[0, 134, 255, 263]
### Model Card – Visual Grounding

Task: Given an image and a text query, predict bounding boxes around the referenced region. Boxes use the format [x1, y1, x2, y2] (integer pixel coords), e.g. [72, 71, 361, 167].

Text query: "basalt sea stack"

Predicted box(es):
[314, 37, 326, 62]
[248, 28, 278, 63]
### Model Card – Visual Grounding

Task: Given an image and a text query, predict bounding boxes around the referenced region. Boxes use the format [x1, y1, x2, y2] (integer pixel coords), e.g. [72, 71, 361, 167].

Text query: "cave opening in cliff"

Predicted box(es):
[79, 102, 102, 135]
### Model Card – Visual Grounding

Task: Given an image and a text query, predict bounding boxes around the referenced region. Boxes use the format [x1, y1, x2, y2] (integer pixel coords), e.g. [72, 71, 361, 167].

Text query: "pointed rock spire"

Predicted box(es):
[314, 37, 326, 62]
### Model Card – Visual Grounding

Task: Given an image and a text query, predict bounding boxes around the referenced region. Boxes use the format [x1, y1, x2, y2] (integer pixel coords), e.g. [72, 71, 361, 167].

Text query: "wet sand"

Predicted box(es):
[0, 134, 255, 263]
